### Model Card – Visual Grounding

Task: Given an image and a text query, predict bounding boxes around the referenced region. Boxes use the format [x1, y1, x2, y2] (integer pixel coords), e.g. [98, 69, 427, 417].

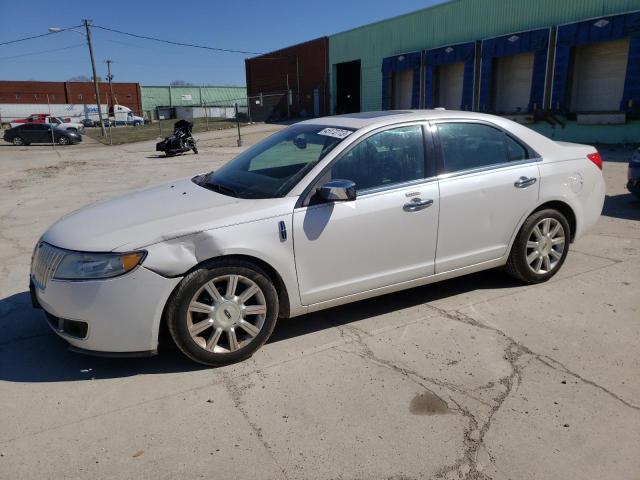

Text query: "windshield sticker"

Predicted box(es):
[317, 128, 352, 139]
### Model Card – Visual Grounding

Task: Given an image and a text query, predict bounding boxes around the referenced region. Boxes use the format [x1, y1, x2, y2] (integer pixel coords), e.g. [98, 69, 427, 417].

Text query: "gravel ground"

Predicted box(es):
[0, 125, 638, 480]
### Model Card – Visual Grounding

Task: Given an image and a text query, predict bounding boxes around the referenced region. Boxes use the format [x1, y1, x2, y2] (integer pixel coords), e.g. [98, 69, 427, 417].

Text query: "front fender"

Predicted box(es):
[141, 214, 305, 316]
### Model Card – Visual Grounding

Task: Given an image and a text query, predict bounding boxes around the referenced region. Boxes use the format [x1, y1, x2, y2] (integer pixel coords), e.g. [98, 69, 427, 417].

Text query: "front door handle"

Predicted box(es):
[514, 176, 537, 188]
[403, 198, 434, 212]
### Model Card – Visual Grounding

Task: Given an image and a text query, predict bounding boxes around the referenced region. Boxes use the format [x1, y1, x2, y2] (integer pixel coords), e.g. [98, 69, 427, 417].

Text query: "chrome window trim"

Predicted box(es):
[428, 118, 542, 175]
[437, 157, 542, 181]
[357, 175, 438, 198]
[297, 176, 438, 212]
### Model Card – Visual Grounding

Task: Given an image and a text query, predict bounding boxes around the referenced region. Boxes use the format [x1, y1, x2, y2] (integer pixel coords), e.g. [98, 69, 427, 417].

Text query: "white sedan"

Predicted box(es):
[30, 110, 605, 365]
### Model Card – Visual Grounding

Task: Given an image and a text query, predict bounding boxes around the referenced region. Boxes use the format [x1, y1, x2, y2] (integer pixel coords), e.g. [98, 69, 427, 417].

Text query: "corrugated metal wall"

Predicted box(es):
[329, 0, 640, 113]
[141, 86, 247, 113]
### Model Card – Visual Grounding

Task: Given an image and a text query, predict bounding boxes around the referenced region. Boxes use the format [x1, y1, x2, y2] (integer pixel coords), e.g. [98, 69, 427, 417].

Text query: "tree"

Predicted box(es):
[170, 80, 193, 86]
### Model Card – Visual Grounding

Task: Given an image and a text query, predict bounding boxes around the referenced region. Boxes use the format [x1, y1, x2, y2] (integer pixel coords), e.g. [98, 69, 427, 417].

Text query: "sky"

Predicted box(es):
[0, 0, 443, 87]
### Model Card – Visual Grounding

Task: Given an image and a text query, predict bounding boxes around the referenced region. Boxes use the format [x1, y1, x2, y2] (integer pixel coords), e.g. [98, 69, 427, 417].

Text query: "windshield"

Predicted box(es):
[200, 124, 353, 199]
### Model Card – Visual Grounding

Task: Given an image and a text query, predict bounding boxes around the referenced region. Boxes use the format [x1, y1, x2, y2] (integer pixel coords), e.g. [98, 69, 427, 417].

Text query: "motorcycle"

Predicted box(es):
[156, 120, 198, 157]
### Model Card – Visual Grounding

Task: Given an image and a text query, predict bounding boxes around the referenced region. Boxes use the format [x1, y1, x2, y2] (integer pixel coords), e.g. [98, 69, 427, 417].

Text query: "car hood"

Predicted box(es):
[42, 177, 293, 252]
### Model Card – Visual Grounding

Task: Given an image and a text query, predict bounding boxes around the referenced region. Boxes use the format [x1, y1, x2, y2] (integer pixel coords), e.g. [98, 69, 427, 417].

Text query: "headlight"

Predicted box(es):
[53, 251, 146, 280]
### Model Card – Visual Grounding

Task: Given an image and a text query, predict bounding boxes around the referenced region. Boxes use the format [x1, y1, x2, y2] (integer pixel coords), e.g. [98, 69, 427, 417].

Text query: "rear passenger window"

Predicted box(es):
[506, 135, 529, 161]
[437, 123, 508, 173]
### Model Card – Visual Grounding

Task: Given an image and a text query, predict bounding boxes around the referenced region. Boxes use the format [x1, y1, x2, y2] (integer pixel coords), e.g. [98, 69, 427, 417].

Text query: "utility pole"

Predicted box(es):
[105, 59, 115, 128]
[83, 19, 106, 137]
[105, 60, 114, 105]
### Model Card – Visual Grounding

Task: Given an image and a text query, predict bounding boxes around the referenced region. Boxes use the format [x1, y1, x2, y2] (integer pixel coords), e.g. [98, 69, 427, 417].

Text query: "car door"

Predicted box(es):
[18, 124, 37, 143]
[293, 123, 439, 306]
[433, 121, 540, 273]
[29, 124, 51, 143]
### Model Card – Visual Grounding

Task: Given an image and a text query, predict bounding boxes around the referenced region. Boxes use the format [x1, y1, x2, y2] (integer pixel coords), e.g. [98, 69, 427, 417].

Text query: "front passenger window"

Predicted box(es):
[330, 125, 425, 192]
[438, 123, 509, 173]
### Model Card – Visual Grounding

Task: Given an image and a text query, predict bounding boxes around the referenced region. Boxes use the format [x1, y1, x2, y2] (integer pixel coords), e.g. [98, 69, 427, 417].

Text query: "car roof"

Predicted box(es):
[299, 109, 511, 129]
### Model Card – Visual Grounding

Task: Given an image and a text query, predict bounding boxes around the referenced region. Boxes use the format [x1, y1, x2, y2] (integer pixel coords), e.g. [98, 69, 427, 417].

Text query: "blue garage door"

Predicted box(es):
[381, 51, 422, 110]
[479, 28, 550, 113]
[552, 12, 640, 114]
[424, 42, 476, 110]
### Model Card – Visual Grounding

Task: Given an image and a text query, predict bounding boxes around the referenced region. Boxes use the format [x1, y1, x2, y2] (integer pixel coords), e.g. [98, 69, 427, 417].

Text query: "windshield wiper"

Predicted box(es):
[207, 181, 238, 198]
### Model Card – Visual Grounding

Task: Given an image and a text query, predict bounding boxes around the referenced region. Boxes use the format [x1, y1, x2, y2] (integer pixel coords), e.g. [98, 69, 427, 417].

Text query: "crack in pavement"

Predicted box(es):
[221, 371, 289, 480]
[323, 300, 639, 479]
[329, 319, 522, 480]
[430, 306, 640, 411]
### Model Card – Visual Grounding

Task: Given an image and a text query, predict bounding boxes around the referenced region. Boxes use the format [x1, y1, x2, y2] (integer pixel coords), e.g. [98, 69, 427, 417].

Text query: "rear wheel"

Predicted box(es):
[505, 209, 570, 283]
[166, 259, 279, 366]
[12, 136, 25, 146]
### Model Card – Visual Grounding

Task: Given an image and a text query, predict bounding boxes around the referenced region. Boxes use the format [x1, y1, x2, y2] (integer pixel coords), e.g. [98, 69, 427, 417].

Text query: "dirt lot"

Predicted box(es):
[0, 126, 639, 480]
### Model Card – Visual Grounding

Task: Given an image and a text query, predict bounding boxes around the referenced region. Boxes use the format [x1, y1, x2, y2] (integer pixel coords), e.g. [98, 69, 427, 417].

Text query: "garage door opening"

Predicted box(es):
[391, 69, 413, 109]
[336, 60, 361, 114]
[491, 52, 534, 113]
[568, 38, 630, 112]
[434, 62, 464, 110]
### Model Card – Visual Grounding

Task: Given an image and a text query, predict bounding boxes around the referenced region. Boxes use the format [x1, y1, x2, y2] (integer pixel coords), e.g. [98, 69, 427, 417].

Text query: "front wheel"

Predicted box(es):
[58, 136, 70, 146]
[12, 136, 25, 146]
[192, 146, 198, 154]
[505, 209, 570, 283]
[166, 260, 279, 366]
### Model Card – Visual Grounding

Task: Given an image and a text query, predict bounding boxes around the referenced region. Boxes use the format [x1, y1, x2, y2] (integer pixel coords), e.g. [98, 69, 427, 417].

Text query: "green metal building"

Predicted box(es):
[141, 85, 247, 118]
[328, 0, 640, 143]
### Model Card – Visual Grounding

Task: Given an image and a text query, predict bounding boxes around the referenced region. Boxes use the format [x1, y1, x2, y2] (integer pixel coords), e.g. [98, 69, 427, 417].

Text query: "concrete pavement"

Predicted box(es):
[0, 126, 638, 479]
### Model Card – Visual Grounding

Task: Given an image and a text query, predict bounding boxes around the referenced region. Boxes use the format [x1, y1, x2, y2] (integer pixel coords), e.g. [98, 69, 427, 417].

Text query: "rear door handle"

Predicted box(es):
[403, 198, 434, 212]
[514, 176, 537, 188]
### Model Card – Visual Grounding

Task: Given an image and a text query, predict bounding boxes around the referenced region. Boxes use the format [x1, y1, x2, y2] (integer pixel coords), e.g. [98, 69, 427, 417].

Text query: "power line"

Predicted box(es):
[93, 25, 264, 56]
[0, 26, 83, 46]
[0, 44, 85, 61]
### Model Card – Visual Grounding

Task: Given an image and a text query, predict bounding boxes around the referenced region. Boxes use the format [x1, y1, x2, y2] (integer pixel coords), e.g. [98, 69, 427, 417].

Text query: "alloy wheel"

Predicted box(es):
[525, 218, 565, 274]
[186, 274, 267, 354]
[12, 137, 24, 146]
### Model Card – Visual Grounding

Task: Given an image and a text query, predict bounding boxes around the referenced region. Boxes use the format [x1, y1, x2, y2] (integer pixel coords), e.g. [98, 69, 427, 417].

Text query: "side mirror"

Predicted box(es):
[317, 179, 357, 202]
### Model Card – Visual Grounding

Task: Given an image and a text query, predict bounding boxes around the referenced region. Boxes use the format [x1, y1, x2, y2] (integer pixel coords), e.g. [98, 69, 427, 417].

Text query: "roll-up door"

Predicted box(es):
[492, 52, 534, 113]
[381, 52, 422, 109]
[569, 38, 630, 112]
[435, 62, 464, 109]
[392, 69, 414, 109]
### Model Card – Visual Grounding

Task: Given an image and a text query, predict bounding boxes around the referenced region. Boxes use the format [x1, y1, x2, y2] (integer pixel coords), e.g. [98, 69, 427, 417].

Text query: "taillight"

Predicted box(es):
[587, 152, 603, 170]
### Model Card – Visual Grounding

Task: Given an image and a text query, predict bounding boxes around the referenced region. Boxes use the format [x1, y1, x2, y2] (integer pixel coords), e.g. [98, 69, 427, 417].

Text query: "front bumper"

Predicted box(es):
[32, 266, 181, 354]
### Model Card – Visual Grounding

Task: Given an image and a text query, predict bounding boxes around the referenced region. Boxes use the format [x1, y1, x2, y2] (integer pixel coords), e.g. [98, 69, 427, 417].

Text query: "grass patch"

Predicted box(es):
[85, 117, 242, 145]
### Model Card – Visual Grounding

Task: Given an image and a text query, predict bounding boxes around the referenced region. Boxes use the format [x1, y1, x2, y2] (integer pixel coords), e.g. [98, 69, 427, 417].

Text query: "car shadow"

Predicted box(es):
[602, 193, 640, 221]
[268, 268, 521, 344]
[0, 269, 521, 383]
[0, 291, 206, 383]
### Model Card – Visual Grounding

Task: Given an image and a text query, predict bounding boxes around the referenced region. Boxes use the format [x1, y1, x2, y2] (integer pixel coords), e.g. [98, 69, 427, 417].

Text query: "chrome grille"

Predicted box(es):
[31, 242, 65, 290]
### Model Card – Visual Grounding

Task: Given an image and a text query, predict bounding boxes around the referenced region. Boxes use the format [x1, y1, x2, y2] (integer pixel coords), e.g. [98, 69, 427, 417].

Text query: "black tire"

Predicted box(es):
[505, 209, 570, 284]
[192, 146, 198, 154]
[58, 136, 70, 146]
[166, 259, 279, 366]
[12, 136, 25, 146]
